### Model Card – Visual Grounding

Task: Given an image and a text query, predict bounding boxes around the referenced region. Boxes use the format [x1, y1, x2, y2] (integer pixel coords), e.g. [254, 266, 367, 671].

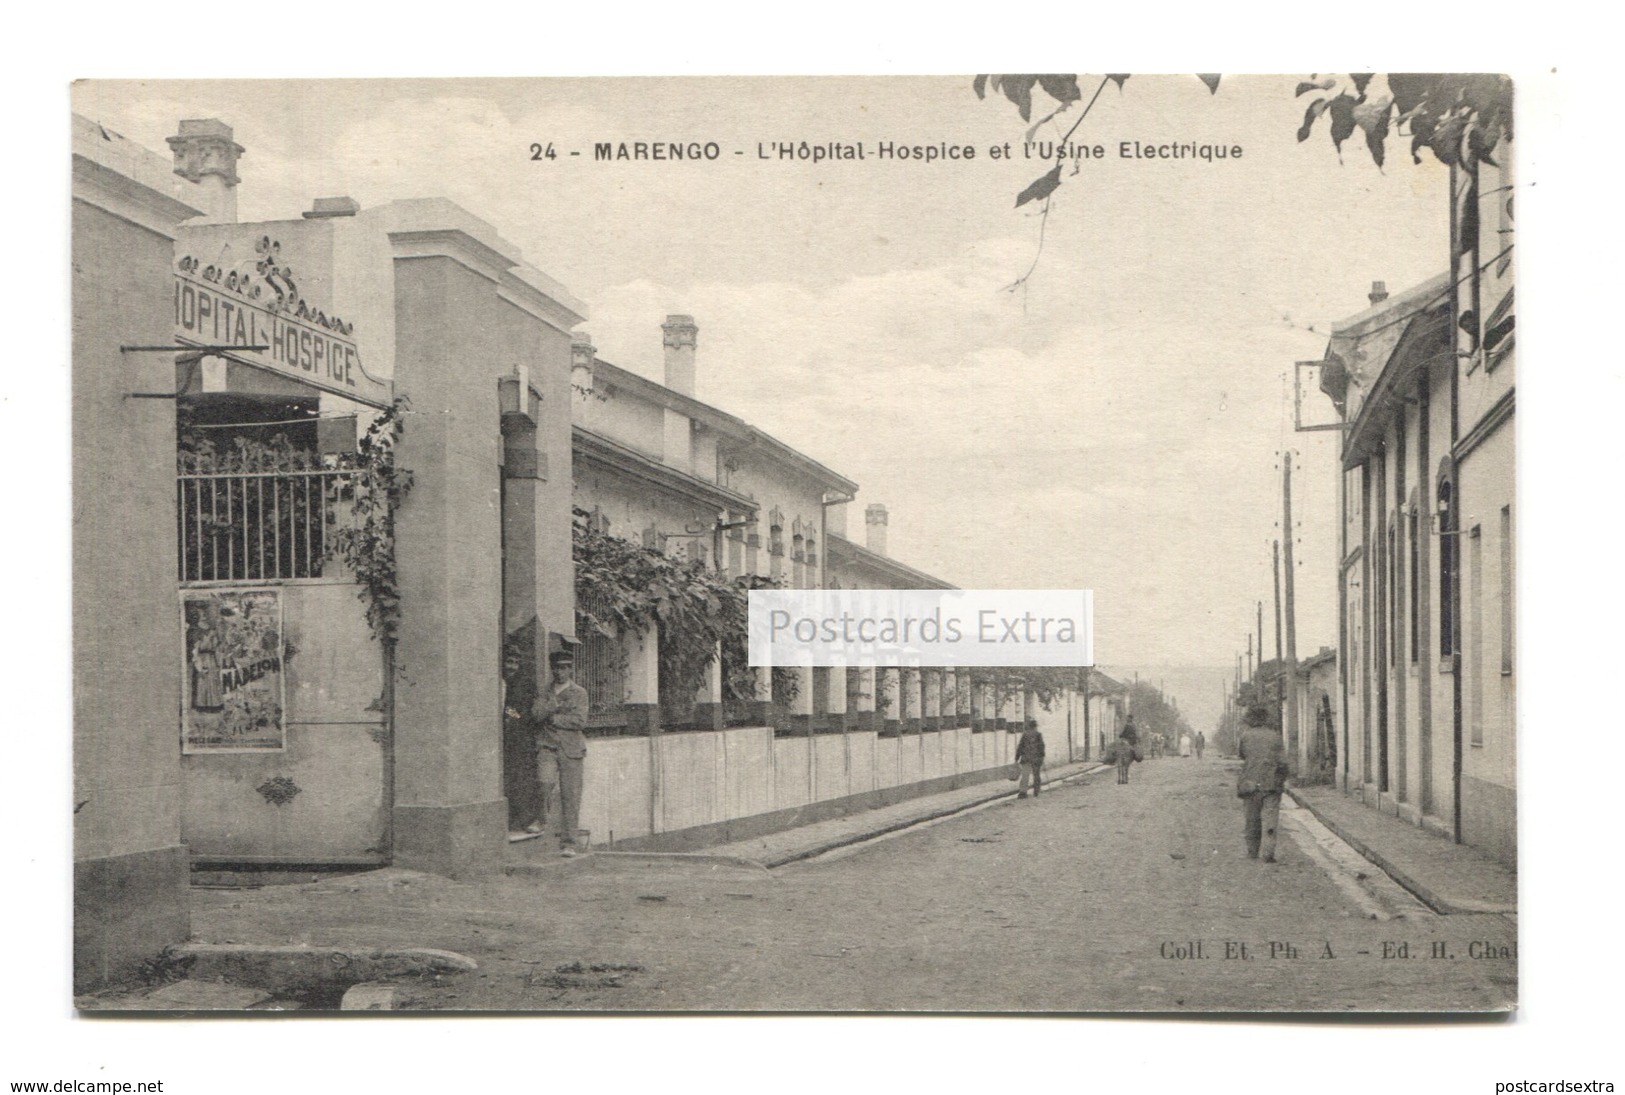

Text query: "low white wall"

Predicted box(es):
[576, 722, 1028, 845]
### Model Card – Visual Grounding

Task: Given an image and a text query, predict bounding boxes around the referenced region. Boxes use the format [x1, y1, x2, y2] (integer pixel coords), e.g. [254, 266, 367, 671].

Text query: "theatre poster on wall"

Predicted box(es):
[181, 589, 286, 753]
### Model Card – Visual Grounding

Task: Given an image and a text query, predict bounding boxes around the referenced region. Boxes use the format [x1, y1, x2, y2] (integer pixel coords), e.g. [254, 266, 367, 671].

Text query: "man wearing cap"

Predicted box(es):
[1237, 704, 1290, 863]
[533, 650, 591, 857]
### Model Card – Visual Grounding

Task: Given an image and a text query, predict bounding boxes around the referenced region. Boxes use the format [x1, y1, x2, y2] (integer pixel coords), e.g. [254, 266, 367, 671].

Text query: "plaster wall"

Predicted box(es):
[72, 148, 199, 989]
[1457, 422, 1515, 865]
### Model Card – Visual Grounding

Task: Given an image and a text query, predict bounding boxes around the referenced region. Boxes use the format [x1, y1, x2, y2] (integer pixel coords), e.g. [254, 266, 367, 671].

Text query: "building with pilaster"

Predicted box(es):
[73, 112, 586, 986]
[1316, 141, 1515, 865]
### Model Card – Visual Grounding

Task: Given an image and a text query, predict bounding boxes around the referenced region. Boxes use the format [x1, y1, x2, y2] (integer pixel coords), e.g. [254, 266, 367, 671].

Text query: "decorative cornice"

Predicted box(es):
[662, 315, 698, 350]
[166, 125, 244, 187]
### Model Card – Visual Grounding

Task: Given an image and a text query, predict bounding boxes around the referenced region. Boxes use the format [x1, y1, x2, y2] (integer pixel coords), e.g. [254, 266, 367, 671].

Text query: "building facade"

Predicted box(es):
[1317, 136, 1515, 865]
[73, 115, 587, 986]
[72, 112, 1105, 988]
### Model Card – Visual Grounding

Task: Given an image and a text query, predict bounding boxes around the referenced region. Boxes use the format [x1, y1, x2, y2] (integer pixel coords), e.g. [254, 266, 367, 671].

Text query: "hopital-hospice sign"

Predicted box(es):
[173, 238, 390, 408]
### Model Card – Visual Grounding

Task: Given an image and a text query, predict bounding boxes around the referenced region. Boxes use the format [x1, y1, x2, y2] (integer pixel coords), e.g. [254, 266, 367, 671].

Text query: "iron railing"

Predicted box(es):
[177, 469, 352, 582]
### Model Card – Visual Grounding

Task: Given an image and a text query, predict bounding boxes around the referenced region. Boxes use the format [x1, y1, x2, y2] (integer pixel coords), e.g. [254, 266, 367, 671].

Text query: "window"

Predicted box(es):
[1438, 480, 1457, 660]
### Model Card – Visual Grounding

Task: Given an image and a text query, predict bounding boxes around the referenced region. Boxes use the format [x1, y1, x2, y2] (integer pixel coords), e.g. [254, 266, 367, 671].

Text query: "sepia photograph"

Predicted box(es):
[12, 19, 1615, 1083]
[63, 73, 1523, 1019]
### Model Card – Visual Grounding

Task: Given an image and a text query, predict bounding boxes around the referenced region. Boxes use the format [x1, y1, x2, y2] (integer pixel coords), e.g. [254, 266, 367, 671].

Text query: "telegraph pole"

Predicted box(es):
[1273, 540, 1284, 665]
[1273, 539, 1285, 725]
[1282, 452, 1301, 764]
[1256, 601, 1264, 676]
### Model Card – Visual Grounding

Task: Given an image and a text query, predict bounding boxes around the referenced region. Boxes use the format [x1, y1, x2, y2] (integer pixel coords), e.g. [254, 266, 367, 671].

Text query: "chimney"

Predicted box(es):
[865, 503, 889, 556]
[662, 314, 698, 397]
[1368, 280, 1388, 306]
[570, 333, 596, 397]
[167, 119, 243, 224]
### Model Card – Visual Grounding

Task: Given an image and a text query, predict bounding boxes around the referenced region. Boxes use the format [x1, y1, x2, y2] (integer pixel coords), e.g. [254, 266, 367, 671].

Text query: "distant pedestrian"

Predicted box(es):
[1237, 705, 1290, 863]
[1179, 732, 1193, 758]
[1014, 718, 1045, 798]
[1195, 731, 1206, 760]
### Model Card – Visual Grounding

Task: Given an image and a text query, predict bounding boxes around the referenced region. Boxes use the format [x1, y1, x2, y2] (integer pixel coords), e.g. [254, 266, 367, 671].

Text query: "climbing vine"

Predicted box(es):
[574, 509, 744, 709]
[176, 397, 414, 645]
[326, 397, 414, 645]
[571, 515, 800, 713]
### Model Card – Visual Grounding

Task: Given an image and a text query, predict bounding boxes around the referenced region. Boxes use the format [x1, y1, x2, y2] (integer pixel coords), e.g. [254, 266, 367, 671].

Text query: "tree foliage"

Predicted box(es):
[976, 72, 1513, 211]
[1294, 73, 1512, 169]
[1125, 680, 1193, 745]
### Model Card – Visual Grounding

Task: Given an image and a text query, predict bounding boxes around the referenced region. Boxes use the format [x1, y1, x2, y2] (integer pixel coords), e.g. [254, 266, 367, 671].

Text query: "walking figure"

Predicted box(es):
[1237, 705, 1290, 863]
[1014, 718, 1045, 798]
[1115, 716, 1141, 785]
[1195, 731, 1205, 760]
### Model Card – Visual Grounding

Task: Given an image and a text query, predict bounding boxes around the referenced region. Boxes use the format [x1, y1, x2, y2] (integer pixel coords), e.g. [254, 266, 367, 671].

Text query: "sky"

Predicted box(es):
[73, 75, 1448, 732]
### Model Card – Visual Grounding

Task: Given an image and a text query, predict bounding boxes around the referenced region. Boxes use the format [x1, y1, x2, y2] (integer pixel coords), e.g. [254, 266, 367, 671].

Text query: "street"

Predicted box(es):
[191, 754, 1516, 1012]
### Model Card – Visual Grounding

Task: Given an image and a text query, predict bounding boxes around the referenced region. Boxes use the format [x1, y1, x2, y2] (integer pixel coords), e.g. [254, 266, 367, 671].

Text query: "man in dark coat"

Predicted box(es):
[1014, 718, 1045, 798]
[1237, 705, 1290, 862]
[1115, 716, 1140, 784]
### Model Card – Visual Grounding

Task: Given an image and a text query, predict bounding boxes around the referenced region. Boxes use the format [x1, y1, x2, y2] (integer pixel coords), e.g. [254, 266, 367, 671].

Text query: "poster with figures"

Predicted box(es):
[180, 589, 285, 752]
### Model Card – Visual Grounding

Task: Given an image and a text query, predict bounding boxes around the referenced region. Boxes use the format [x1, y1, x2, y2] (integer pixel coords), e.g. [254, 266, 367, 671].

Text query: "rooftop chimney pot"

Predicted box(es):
[865, 503, 889, 555]
[167, 118, 243, 224]
[661, 314, 698, 397]
[1368, 280, 1388, 306]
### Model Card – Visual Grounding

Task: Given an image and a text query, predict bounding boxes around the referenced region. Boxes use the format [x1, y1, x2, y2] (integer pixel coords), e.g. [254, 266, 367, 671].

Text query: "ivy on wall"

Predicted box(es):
[572, 512, 798, 710]
[326, 398, 414, 645]
[574, 508, 741, 707]
[177, 397, 415, 645]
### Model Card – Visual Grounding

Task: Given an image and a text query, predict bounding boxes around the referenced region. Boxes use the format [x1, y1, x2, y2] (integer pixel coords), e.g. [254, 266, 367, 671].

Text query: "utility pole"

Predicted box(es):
[1273, 539, 1284, 725]
[1081, 666, 1091, 760]
[1273, 541, 1284, 665]
[1256, 601, 1264, 676]
[1283, 451, 1301, 766]
[1245, 633, 1252, 681]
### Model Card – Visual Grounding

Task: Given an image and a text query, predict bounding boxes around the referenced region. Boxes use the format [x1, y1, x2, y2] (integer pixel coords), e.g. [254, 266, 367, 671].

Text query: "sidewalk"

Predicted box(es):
[505, 758, 1111, 874]
[704, 758, 1110, 867]
[1286, 784, 1517, 915]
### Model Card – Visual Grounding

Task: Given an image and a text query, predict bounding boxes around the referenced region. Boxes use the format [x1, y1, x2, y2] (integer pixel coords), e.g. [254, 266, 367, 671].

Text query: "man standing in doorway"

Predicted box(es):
[1237, 705, 1290, 863]
[534, 649, 590, 857]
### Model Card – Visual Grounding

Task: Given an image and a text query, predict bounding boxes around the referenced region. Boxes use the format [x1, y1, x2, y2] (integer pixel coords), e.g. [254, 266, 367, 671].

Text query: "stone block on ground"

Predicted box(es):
[340, 982, 398, 1010]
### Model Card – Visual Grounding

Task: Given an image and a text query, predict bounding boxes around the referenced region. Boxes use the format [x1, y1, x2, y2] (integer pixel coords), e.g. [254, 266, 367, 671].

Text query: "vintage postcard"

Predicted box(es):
[69, 75, 1516, 1016]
